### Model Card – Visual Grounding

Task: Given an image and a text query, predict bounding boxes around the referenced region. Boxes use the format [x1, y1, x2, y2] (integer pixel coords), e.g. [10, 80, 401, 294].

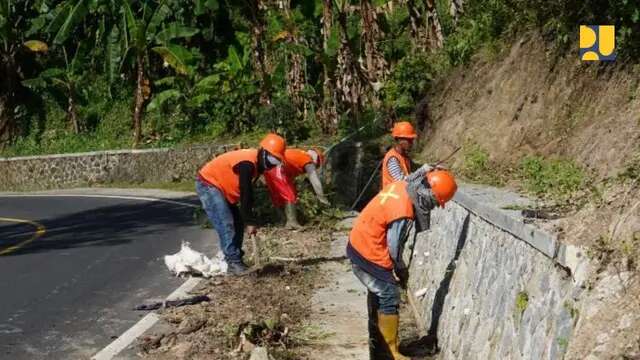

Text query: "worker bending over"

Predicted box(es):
[196, 133, 286, 275]
[348, 166, 457, 359]
[264, 148, 329, 229]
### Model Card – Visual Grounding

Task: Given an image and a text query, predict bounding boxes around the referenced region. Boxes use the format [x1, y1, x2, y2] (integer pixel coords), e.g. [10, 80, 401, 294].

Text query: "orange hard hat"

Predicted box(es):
[391, 121, 417, 139]
[260, 133, 286, 161]
[427, 170, 458, 208]
[308, 147, 325, 167]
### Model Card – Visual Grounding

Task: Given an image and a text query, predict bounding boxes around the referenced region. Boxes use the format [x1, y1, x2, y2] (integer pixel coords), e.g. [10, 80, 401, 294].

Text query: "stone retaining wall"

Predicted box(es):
[404, 184, 591, 360]
[0, 145, 237, 191]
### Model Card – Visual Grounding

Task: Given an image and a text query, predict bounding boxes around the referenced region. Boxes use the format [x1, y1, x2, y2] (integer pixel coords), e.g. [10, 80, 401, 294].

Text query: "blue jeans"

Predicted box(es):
[352, 264, 400, 314]
[196, 179, 245, 263]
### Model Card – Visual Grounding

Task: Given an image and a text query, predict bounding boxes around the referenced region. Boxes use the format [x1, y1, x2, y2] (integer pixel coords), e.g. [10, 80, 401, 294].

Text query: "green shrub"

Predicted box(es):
[256, 96, 311, 144]
[519, 156, 585, 199]
[383, 53, 444, 118]
[515, 291, 529, 317]
[459, 143, 503, 185]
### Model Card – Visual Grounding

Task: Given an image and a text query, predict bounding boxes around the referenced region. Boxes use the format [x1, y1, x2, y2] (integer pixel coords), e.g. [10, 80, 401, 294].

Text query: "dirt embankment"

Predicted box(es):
[423, 33, 640, 180]
[421, 32, 640, 251]
[420, 32, 640, 358]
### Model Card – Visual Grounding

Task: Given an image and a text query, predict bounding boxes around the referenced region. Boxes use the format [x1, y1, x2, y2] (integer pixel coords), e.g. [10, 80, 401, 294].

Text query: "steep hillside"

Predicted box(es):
[418, 32, 640, 358]
[420, 32, 640, 246]
[423, 33, 640, 179]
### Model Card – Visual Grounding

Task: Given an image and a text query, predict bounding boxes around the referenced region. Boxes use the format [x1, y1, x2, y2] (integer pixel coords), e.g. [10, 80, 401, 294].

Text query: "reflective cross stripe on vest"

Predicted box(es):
[379, 184, 400, 205]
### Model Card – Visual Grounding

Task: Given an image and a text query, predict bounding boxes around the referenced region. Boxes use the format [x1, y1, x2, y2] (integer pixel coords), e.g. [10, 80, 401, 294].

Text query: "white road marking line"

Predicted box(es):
[91, 277, 202, 360]
[91, 313, 160, 360]
[0, 194, 199, 208]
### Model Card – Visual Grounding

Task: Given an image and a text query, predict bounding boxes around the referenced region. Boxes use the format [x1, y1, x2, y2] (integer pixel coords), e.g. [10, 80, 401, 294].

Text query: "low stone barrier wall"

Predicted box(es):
[404, 184, 590, 359]
[0, 144, 237, 191]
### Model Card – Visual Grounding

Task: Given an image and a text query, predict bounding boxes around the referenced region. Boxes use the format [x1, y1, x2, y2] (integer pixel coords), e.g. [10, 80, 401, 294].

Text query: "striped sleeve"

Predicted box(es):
[387, 156, 407, 181]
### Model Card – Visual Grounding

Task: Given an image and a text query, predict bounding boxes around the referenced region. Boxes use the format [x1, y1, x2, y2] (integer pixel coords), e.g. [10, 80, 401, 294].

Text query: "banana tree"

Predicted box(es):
[118, 0, 199, 146]
[361, 0, 387, 90]
[22, 44, 88, 134]
[0, 0, 49, 146]
[319, 0, 339, 134]
[147, 32, 257, 133]
[334, 0, 366, 118]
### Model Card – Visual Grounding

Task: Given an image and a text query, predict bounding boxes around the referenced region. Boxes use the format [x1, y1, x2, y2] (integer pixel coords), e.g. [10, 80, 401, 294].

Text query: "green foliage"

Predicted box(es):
[518, 156, 585, 199]
[295, 179, 342, 226]
[557, 337, 569, 350]
[515, 291, 529, 318]
[4, 0, 640, 155]
[459, 142, 503, 186]
[442, 0, 513, 65]
[563, 300, 579, 320]
[256, 96, 311, 144]
[383, 53, 437, 117]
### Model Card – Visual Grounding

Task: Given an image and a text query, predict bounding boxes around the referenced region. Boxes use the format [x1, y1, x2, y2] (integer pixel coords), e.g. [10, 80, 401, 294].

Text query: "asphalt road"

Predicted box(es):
[0, 194, 215, 359]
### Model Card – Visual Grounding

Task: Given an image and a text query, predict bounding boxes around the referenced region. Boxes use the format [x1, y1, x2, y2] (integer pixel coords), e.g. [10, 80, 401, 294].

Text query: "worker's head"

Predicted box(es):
[426, 170, 457, 208]
[391, 121, 417, 154]
[407, 168, 457, 230]
[259, 133, 286, 170]
[307, 148, 325, 168]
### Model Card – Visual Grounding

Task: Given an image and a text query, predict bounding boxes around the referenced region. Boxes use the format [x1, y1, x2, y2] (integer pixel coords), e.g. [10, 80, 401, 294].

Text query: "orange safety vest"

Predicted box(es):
[198, 149, 258, 204]
[349, 181, 415, 269]
[283, 149, 313, 178]
[382, 147, 411, 188]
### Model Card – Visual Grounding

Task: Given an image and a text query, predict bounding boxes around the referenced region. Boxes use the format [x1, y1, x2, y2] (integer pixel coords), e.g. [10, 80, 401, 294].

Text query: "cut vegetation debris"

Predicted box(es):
[138, 227, 335, 359]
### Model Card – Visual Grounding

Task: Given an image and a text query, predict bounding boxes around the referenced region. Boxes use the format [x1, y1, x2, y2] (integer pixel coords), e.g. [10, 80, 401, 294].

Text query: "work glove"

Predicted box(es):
[317, 195, 330, 206]
[406, 163, 434, 184]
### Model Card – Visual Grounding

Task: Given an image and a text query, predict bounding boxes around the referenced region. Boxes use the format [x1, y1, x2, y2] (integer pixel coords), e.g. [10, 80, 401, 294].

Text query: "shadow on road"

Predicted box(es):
[0, 196, 201, 256]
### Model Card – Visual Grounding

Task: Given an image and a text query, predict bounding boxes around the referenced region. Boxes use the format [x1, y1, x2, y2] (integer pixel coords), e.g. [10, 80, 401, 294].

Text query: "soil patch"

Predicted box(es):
[137, 227, 333, 359]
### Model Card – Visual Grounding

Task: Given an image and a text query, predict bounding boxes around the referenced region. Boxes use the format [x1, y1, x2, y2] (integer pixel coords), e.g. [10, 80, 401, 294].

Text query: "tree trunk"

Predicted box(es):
[132, 54, 145, 147]
[450, 0, 464, 24]
[0, 53, 17, 147]
[407, 0, 423, 47]
[68, 84, 80, 134]
[0, 96, 11, 148]
[426, 0, 444, 49]
[336, 5, 365, 120]
[360, 0, 387, 93]
[282, 0, 305, 108]
[250, 0, 270, 105]
[320, 0, 338, 134]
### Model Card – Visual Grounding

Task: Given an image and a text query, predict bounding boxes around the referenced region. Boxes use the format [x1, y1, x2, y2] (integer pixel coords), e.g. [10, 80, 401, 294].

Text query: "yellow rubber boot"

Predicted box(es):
[377, 313, 410, 360]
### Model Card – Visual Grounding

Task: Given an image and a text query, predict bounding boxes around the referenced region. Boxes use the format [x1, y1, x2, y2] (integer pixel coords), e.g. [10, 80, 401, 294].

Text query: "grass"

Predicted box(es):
[591, 232, 640, 273]
[95, 180, 196, 193]
[563, 300, 579, 320]
[618, 152, 640, 181]
[557, 337, 568, 350]
[514, 291, 529, 319]
[518, 156, 586, 200]
[458, 142, 504, 186]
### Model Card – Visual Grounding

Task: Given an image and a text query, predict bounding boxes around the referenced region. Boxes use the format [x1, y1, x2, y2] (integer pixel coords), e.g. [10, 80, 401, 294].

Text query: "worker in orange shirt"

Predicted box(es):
[196, 133, 286, 275]
[264, 148, 329, 229]
[347, 167, 457, 359]
[382, 121, 418, 188]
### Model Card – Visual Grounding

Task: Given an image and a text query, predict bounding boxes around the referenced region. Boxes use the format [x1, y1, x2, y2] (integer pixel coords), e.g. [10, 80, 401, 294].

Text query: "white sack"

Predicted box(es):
[164, 242, 227, 278]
